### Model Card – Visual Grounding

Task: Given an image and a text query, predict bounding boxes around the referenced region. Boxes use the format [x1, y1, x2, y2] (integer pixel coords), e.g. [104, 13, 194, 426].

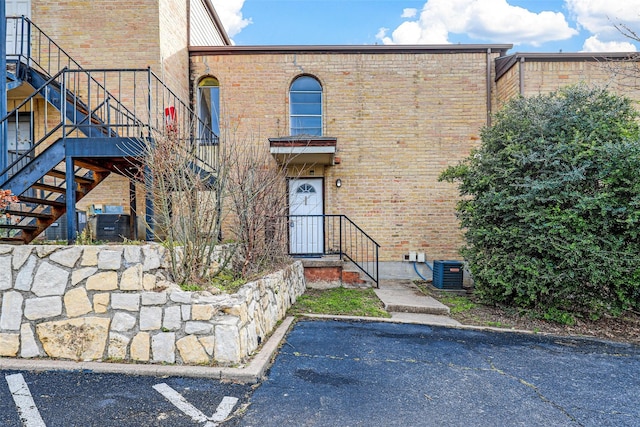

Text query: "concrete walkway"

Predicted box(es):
[374, 279, 462, 327]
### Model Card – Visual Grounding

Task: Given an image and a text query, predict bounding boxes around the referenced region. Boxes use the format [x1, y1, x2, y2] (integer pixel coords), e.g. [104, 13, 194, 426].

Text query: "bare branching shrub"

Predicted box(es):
[129, 130, 224, 287]
[220, 132, 292, 279]
[596, 23, 640, 89]
[129, 122, 299, 289]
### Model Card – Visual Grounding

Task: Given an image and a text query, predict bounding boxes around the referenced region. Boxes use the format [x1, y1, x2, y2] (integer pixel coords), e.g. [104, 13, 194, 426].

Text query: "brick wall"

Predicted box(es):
[495, 63, 520, 110]
[33, 0, 162, 70]
[159, 0, 190, 102]
[496, 58, 640, 103]
[191, 50, 503, 261]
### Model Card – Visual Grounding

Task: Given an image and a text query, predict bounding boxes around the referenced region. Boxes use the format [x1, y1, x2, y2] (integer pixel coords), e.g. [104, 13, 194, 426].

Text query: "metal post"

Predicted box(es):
[147, 67, 152, 138]
[145, 165, 154, 241]
[0, 7, 8, 181]
[65, 155, 77, 243]
[375, 245, 379, 288]
[339, 215, 343, 261]
[145, 67, 154, 241]
[129, 180, 137, 240]
[60, 69, 66, 129]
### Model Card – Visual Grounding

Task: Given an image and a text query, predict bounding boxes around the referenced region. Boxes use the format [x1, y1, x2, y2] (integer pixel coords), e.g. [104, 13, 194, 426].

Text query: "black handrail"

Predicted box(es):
[288, 214, 380, 287]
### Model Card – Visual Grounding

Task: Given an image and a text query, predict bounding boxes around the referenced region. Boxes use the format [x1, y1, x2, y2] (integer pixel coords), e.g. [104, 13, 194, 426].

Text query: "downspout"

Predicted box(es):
[486, 48, 492, 127]
[187, 0, 191, 48]
[519, 56, 525, 96]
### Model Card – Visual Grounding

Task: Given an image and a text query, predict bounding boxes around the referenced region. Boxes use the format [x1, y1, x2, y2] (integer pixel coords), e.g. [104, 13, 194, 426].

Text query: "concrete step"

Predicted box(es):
[390, 312, 461, 326]
[374, 280, 451, 316]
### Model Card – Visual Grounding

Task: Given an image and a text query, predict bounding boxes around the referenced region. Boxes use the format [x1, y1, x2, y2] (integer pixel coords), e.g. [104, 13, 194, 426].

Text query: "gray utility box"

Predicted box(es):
[432, 260, 464, 290]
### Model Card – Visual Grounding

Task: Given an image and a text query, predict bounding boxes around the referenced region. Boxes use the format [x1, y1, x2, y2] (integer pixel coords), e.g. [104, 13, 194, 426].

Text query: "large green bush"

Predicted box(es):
[440, 85, 640, 319]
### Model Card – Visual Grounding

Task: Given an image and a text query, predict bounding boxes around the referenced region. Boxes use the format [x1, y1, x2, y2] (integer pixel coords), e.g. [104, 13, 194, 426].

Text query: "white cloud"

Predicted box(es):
[401, 8, 418, 19]
[210, 0, 252, 38]
[565, 0, 640, 34]
[566, 0, 640, 52]
[581, 35, 638, 52]
[376, 0, 577, 46]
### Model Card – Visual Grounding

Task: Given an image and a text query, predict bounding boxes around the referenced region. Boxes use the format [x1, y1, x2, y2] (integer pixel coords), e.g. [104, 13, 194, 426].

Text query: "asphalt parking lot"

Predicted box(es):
[235, 319, 640, 427]
[2, 319, 639, 426]
[0, 370, 252, 427]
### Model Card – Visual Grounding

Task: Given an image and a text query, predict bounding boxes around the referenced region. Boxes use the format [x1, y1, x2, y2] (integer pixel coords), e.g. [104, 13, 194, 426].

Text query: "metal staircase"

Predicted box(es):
[0, 17, 218, 243]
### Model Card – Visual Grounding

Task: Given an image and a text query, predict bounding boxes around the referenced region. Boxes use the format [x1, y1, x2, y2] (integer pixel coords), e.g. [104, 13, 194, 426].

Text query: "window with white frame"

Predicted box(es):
[197, 77, 220, 143]
[289, 75, 322, 136]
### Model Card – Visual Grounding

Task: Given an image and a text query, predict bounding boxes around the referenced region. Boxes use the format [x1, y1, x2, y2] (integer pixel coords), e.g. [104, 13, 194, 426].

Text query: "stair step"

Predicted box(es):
[3, 209, 53, 220]
[0, 224, 38, 231]
[46, 169, 95, 185]
[0, 237, 25, 244]
[18, 196, 66, 209]
[73, 159, 111, 172]
[31, 182, 67, 194]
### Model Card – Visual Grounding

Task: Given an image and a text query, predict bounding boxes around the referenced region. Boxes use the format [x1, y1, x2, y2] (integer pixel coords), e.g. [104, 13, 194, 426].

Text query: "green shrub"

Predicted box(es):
[440, 85, 640, 317]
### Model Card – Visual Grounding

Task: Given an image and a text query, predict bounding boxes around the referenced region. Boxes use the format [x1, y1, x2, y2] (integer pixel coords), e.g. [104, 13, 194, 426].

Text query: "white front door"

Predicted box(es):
[289, 178, 323, 254]
[6, 1, 31, 57]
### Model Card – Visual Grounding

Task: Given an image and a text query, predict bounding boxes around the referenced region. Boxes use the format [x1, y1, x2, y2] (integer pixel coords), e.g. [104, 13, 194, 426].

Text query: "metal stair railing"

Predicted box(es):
[0, 67, 133, 181]
[2, 16, 219, 181]
[0, 67, 69, 179]
[288, 214, 380, 286]
[1, 16, 219, 242]
[7, 16, 85, 87]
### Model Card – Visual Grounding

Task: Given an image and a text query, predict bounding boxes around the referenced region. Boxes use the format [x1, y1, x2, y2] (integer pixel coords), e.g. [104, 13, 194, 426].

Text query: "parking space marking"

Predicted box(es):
[209, 396, 239, 423]
[153, 383, 238, 427]
[5, 373, 46, 427]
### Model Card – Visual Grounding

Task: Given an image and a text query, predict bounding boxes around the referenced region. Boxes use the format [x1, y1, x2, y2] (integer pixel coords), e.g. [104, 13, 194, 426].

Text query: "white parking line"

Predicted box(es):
[153, 383, 238, 427]
[5, 373, 46, 427]
[209, 396, 239, 422]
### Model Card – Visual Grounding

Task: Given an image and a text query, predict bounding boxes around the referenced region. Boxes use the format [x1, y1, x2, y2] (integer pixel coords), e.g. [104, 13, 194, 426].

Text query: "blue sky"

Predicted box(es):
[211, 0, 640, 53]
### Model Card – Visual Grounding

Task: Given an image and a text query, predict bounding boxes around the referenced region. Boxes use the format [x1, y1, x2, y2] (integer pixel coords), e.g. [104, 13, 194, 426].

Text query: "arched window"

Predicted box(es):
[197, 77, 220, 141]
[290, 75, 322, 136]
[296, 183, 317, 194]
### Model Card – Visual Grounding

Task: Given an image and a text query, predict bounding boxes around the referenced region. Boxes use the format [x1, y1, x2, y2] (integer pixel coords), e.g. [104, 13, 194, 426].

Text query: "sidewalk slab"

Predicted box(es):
[390, 312, 461, 326]
[374, 280, 450, 315]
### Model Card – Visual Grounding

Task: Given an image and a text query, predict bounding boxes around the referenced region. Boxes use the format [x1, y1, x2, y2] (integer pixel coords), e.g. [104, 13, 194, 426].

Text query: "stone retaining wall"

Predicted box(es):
[0, 244, 305, 365]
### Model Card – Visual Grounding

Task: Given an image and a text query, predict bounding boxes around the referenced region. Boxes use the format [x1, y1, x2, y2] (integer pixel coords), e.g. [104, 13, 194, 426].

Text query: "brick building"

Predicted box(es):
[2, 1, 639, 279]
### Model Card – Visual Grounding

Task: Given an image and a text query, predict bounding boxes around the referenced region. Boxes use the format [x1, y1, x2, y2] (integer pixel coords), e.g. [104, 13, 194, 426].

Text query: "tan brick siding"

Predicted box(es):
[191, 51, 502, 261]
[159, 0, 190, 102]
[32, 0, 162, 71]
[495, 64, 520, 110]
[497, 59, 640, 102]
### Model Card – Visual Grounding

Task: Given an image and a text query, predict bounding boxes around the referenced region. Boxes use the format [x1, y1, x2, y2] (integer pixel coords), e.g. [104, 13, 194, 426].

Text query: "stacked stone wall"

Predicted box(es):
[0, 245, 305, 365]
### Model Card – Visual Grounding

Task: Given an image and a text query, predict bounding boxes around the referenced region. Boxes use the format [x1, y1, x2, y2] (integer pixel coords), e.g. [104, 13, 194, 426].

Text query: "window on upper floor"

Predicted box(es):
[290, 75, 322, 136]
[197, 77, 220, 143]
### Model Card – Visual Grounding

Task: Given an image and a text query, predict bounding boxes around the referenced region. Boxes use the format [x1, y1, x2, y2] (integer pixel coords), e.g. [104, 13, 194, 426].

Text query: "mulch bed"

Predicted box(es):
[446, 296, 640, 345]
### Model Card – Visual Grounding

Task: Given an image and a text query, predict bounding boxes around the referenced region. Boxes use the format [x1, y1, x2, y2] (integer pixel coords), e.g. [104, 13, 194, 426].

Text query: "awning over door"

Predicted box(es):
[269, 136, 337, 165]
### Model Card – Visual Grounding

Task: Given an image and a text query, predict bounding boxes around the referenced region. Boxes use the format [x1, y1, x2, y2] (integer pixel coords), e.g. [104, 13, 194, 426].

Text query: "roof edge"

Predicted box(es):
[190, 44, 513, 56]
